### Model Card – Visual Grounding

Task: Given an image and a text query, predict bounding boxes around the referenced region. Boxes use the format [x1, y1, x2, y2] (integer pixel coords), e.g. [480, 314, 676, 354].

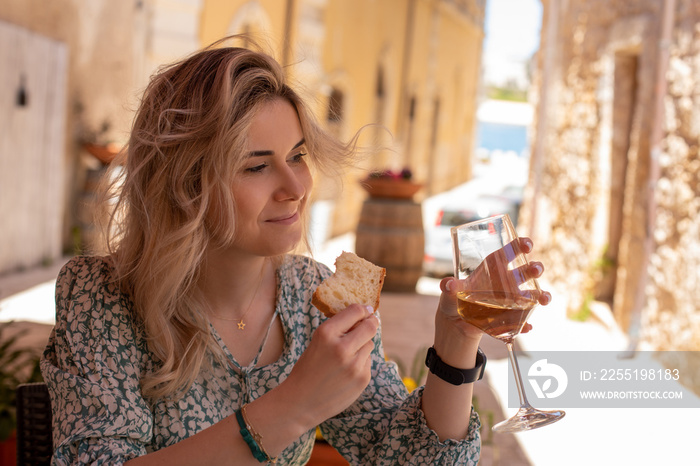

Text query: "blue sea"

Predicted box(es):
[476, 121, 529, 155]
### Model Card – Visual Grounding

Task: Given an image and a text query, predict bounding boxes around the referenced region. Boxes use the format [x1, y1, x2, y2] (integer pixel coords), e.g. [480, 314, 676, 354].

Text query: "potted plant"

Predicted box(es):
[83, 141, 122, 165]
[360, 168, 422, 200]
[78, 117, 124, 165]
[0, 322, 44, 462]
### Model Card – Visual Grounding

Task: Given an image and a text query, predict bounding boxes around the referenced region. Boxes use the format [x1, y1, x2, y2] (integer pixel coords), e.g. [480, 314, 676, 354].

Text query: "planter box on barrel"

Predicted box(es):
[355, 177, 424, 292]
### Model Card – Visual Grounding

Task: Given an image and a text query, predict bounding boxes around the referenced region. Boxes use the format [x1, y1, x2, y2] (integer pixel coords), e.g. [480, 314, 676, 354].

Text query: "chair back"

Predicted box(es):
[16, 382, 53, 466]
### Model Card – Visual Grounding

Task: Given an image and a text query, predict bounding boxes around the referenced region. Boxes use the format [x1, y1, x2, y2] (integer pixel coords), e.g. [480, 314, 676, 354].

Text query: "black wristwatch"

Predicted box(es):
[425, 346, 487, 385]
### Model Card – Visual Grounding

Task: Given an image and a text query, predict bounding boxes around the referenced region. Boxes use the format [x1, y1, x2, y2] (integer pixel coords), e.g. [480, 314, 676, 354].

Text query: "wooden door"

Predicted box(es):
[0, 21, 68, 275]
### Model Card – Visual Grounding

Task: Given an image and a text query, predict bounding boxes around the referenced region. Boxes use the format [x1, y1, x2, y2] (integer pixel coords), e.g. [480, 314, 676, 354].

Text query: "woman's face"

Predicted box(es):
[231, 98, 313, 257]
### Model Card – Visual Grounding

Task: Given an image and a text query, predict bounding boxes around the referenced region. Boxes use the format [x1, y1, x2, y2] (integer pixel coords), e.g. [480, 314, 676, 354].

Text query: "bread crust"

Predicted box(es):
[311, 291, 337, 318]
[312, 263, 386, 318]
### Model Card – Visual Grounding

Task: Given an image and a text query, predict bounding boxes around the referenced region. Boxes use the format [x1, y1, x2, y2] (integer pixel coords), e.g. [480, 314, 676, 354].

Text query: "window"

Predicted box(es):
[327, 88, 344, 122]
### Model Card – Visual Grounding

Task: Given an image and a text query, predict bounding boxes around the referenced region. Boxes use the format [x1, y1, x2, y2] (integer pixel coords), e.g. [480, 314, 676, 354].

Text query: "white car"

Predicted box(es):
[423, 194, 520, 277]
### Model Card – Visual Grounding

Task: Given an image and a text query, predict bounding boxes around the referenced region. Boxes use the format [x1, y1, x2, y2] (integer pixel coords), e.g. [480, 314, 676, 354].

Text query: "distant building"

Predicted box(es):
[526, 0, 700, 350]
[0, 0, 486, 274]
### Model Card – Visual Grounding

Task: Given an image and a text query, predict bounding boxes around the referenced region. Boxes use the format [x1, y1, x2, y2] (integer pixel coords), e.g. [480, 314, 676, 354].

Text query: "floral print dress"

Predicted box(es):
[41, 254, 481, 465]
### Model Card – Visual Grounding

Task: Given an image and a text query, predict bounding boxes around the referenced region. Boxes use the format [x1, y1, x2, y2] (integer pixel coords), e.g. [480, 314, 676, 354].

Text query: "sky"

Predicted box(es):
[481, 0, 542, 88]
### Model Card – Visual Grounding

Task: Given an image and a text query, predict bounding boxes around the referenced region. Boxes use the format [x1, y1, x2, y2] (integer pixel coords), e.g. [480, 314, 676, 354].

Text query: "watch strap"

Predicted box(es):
[425, 346, 487, 385]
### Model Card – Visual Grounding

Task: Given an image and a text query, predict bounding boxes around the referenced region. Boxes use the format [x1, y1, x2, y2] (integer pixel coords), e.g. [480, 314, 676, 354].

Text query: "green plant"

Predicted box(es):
[485, 85, 528, 102]
[0, 322, 44, 441]
[570, 291, 593, 322]
[388, 346, 429, 392]
[407, 346, 428, 384]
[71, 225, 84, 256]
[571, 245, 617, 322]
[471, 394, 494, 446]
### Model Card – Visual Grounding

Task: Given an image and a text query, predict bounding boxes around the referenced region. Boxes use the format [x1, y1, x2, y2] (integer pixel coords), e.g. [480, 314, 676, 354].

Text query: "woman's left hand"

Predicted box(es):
[436, 236, 551, 338]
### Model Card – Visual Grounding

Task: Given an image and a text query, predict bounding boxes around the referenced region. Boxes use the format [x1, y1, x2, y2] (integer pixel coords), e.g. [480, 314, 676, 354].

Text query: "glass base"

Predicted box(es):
[492, 406, 565, 433]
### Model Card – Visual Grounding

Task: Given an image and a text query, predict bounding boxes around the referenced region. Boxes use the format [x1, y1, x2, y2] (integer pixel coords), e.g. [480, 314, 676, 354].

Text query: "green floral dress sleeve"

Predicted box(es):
[316, 298, 481, 465]
[41, 256, 155, 465]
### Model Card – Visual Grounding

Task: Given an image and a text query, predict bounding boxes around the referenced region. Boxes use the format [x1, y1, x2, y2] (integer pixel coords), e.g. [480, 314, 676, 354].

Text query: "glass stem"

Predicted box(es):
[506, 341, 532, 409]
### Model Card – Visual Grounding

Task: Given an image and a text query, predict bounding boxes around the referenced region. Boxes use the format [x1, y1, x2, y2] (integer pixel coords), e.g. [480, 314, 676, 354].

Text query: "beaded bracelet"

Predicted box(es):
[235, 405, 278, 464]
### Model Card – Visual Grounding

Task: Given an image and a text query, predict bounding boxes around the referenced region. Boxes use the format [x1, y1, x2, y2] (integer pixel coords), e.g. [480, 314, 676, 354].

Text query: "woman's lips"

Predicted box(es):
[267, 211, 299, 225]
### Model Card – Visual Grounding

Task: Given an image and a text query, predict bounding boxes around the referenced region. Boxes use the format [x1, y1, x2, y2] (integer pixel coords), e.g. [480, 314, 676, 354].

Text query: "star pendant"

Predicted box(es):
[237, 320, 246, 330]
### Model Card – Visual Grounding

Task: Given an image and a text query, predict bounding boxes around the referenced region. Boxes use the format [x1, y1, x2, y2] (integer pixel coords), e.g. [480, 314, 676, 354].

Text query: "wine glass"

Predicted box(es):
[451, 213, 565, 433]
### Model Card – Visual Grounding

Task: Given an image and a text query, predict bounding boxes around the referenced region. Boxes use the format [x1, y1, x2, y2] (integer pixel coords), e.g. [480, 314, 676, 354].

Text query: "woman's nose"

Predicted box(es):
[275, 167, 307, 201]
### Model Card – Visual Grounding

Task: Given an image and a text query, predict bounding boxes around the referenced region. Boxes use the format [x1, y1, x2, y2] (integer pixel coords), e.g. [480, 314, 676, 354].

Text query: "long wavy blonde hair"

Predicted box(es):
[98, 38, 358, 400]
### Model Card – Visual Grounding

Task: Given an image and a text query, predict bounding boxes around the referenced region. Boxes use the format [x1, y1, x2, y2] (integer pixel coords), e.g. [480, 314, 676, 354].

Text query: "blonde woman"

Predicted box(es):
[42, 38, 550, 465]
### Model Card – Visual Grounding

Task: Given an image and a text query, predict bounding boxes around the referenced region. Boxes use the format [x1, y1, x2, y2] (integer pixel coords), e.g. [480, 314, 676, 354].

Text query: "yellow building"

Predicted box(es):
[200, 0, 485, 235]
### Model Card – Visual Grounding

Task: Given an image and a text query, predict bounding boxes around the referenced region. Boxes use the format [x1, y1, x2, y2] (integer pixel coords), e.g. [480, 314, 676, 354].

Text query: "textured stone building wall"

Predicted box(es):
[528, 0, 700, 350]
[648, 0, 700, 350]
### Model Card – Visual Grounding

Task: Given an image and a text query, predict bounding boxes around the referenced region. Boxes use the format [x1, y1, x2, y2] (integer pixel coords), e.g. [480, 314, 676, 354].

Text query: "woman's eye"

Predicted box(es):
[245, 163, 268, 173]
[290, 151, 307, 163]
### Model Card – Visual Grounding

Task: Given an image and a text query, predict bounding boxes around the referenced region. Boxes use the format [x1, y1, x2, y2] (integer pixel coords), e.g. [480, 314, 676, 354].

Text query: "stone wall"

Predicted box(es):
[528, 0, 700, 350]
[648, 0, 700, 350]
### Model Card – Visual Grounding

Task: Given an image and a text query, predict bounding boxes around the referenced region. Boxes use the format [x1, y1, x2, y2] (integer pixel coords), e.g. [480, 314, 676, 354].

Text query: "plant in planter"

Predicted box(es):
[72, 96, 126, 166]
[79, 119, 123, 166]
[360, 168, 422, 200]
[0, 322, 43, 445]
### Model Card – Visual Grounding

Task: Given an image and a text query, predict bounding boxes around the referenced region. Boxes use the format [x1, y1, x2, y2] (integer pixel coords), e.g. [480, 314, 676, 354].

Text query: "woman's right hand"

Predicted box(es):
[282, 304, 379, 428]
[234, 304, 378, 460]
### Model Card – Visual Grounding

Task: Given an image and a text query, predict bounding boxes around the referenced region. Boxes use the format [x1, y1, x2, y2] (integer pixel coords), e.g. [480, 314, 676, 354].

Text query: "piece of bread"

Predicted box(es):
[312, 251, 386, 317]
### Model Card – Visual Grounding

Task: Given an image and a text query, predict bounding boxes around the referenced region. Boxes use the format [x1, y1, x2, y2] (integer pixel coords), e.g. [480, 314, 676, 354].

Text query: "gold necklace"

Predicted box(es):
[210, 264, 266, 331]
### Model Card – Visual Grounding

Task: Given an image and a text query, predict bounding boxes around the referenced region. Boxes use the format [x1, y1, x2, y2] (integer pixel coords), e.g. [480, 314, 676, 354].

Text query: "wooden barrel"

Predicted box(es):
[355, 199, 425, 292]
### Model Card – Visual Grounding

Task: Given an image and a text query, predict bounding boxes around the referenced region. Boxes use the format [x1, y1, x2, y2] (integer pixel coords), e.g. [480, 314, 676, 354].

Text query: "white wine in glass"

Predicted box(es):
[451, 214, 565, 433]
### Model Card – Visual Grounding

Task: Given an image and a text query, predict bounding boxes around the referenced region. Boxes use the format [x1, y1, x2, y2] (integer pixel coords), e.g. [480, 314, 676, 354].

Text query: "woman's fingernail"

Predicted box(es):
[533, 263, 543, 274]
[365, 305, 374, 315]
[445, 279, 454, 292]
